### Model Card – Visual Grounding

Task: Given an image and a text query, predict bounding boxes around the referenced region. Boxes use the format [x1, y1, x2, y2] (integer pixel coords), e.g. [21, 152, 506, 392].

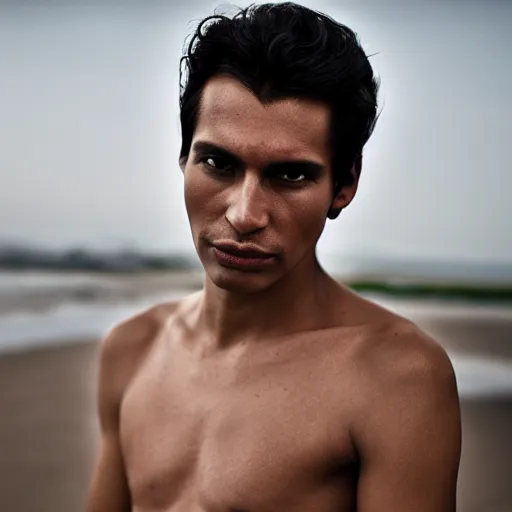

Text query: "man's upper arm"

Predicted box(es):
[355, 330, 462, 512]
[87, 306, 167, 512]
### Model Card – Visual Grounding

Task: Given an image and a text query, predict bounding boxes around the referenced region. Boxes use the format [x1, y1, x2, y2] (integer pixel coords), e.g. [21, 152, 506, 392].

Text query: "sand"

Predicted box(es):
[0, 341, 99, 512]
[0, 339, 511, 512]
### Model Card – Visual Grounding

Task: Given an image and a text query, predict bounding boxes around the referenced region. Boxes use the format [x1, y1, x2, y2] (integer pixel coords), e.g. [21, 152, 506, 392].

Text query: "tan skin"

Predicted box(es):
[87, 75, 461, 512]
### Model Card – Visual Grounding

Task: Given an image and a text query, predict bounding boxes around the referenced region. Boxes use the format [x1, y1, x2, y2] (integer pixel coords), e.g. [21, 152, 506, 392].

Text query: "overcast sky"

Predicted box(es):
[0, 0, 511, 266]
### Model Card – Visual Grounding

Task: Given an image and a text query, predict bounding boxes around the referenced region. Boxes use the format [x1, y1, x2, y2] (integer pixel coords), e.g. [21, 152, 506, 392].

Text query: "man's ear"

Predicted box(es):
[179, 156, 187, 173]
[327, 154, 362, 220]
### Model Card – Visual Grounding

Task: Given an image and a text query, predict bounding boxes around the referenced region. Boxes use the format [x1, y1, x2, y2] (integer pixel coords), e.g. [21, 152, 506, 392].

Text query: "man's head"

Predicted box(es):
[179, 2, 379, 293]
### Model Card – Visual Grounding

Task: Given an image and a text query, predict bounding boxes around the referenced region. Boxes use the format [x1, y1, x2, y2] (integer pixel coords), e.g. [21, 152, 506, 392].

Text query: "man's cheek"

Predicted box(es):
[185, 191, 206, 223]
[187, 195, 220, 233]
[296, 208, 327, 241]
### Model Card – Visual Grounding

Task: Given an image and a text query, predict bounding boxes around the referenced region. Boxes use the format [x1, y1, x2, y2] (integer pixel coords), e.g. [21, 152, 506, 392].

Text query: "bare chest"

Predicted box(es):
[120, 338, 357, 511]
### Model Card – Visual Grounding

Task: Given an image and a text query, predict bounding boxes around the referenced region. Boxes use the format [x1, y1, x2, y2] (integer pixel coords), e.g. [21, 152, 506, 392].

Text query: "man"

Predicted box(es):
[87, 3, 461, 511]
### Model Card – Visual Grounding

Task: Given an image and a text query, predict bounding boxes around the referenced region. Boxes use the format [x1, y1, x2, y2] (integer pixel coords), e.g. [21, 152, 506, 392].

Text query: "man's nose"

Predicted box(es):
[225, 172, 269, 235]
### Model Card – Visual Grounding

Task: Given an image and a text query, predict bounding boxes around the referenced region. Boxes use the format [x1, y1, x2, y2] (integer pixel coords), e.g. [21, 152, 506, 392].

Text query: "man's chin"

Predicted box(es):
[206, 265, 277, 294]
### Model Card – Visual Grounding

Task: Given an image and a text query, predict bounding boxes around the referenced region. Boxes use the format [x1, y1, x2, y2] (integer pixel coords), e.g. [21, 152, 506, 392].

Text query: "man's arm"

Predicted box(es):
[87, 429, 131, 512]
[354, 327, 462, 511]
[87, 306, 167, 512]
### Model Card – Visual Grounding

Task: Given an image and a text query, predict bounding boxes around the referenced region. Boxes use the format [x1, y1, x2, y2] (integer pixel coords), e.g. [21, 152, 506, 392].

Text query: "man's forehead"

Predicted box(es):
[195, 76, 331, 160]
[199, 75, 329, 125]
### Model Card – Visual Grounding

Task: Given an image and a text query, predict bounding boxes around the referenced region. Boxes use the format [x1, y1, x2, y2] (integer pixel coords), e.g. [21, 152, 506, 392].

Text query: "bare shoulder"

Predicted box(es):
[100, 301, 176, 362]
[341, 297, 462, 509]
[348, 300, 461, 457]
[97, 300, 181, 425]
[336, 288, 457, 391]
[331, 286, 459, 417]
[359, 312, 457, 396]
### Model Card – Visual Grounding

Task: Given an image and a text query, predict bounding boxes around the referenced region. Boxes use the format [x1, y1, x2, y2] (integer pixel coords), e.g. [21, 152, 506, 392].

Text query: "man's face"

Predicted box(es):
[182, 75, 344, 293]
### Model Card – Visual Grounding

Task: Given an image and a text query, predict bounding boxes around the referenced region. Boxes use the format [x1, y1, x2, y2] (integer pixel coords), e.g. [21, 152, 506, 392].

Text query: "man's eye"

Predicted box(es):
[201, 156, 236, 175]
[279, 172, 307, 183]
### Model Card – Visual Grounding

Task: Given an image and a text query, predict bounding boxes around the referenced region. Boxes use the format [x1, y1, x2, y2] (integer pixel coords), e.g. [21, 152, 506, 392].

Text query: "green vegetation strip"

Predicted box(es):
[347, 281, 512, 302]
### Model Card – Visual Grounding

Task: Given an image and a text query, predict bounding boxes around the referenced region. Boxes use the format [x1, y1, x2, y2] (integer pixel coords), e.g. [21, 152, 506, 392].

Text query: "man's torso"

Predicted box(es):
[116, 292, 404, 512]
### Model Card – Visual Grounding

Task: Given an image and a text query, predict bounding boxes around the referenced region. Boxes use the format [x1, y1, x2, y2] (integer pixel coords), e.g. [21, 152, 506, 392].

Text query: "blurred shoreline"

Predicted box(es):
[1, 267, 512, 316]
[1, 269, 511, 400]
[1, 269, 511, 344]
[1, 242, 511, 302]
[0, 269, 204, 315]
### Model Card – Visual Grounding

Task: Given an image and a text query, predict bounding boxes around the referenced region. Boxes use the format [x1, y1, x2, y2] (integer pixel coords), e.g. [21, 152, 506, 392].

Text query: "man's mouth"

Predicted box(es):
[211, 240, 277, 270]
[212, 241, 275, 259]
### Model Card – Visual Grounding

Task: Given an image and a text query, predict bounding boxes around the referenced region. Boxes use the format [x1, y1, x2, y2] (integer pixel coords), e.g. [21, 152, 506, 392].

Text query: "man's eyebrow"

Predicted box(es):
[192, 141, 242, 163]
[265, 160, 325, 176]
[192, 140, 326, 175]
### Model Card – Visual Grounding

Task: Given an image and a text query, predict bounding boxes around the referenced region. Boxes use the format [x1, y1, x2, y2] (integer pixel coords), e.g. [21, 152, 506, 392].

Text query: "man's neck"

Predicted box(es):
[196, 256, 340, 349]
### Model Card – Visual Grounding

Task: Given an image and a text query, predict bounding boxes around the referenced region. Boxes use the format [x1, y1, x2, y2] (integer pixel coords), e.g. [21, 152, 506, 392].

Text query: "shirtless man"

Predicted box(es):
[87, 3, 461, 511]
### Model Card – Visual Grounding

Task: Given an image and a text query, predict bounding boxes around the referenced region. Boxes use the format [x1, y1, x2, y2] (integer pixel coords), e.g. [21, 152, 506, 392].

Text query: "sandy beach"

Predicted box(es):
[0, 272, 511, 511]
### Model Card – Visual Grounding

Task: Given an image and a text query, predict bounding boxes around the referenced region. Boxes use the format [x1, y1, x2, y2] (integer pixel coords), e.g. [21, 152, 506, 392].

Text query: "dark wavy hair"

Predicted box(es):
[179, 2, 379, 195]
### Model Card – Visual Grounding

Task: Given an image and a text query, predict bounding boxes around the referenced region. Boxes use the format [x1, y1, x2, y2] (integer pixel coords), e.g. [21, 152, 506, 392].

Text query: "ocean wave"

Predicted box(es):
[0, 291, 183, 352]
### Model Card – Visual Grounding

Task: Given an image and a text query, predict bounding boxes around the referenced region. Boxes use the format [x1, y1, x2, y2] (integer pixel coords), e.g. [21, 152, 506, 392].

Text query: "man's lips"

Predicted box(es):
[212, 241, 276, 259]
